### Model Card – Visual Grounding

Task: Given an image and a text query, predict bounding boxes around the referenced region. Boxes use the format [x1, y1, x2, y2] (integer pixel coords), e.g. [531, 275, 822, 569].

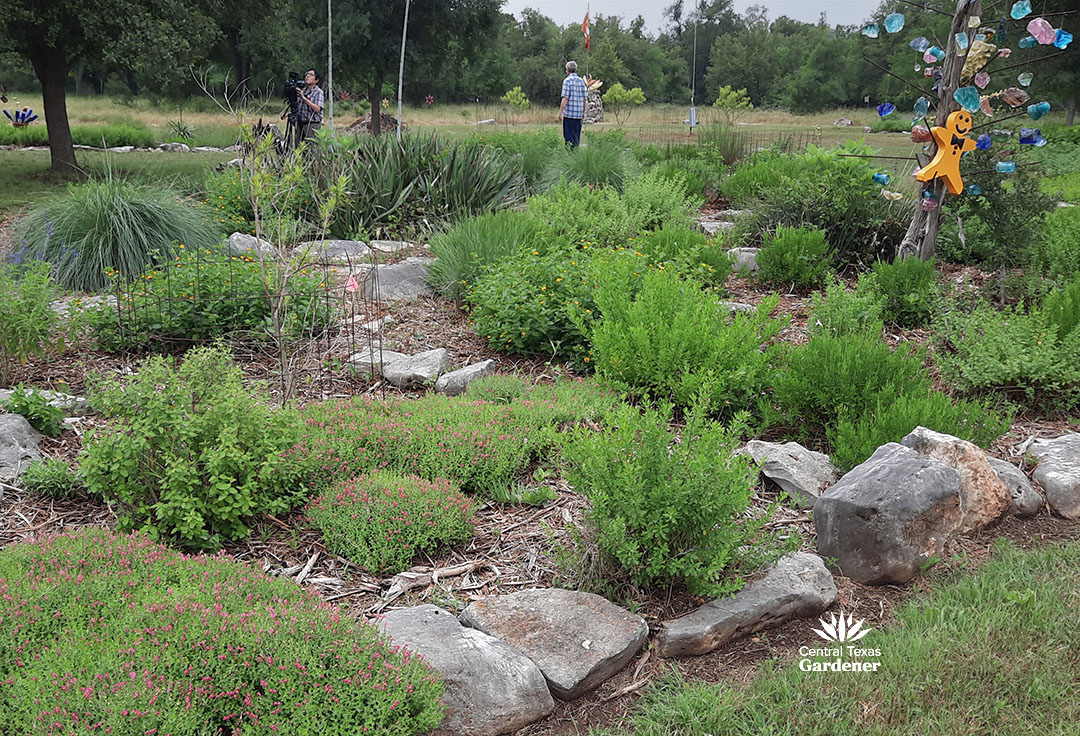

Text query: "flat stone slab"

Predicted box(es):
[728, 247, 759, 273]
[158, 142, 190, 153]
[0, 414, 44, 482]
[0, 389, 91, 417]
[370, 239, 414, 253]
[720, 301, 756, 314]
[298, 238, 372, 264]
[460, 588, 648, 700]
[697, 220, 736, 236]
[435, 360, 496, 397]
[740, 440, 839, 508]
[657, 553, 836, 658]
[226, 232, 275, 258]
[348, 347, 409, 376]
[382, 348, 451, 388]
[1029, 434, 1080, 519]
[380, 604, 554, 736]
[986, 457, 1044, 517]
[814, 443, 963, 585]
[364, 257, 434, 301]
[901, 426, 1012, 532]
[50, 295, 117, 316]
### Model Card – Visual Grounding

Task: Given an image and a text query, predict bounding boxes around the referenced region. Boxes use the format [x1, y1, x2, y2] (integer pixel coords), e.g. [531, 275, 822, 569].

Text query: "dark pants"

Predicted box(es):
[294, 120, 321, 149]
[563, 117, 582, 148]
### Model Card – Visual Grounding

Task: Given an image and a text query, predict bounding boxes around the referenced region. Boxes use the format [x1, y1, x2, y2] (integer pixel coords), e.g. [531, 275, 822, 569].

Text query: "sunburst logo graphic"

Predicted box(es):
[812, 611, 872, 644]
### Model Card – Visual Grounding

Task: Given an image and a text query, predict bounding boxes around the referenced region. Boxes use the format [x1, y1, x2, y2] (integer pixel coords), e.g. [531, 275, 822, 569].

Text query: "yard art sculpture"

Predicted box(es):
[915, 110, 977, 195]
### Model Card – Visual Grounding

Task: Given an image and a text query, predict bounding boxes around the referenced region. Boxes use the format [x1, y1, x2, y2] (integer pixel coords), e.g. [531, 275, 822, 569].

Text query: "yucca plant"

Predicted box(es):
[15, 177, 220, 292]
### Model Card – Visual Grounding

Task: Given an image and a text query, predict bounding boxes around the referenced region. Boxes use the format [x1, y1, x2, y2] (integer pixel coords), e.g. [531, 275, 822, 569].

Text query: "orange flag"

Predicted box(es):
[582, 13, 590, 50]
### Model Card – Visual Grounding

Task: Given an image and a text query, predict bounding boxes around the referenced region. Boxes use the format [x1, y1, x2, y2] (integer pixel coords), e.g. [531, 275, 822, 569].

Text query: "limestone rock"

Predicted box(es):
[1029, 434, 1080, 519]
[347, 347, 408, 376]
[364, 257, 434, 301]
[696, 219, 736, 236]
[833, 117, 853, 126]
[369, 240, 414, 254]
[720, 301, 756, 314]
[986, 457, 1044, 517]
[728, 247, 760, 273]
[226, 232, 275, 258]
[50, 295, 117, 316]
[435, 361, 496, 397]
[382, 348, 451, 388]
[814, 443, 963, 585]
[741, 440, 840, 508]
[460, 588, 648, 700]
[380, 604, 554, 735]
[158, 142, 190, 153]
[0, 414, 44, 482]
[0, 389, 91, 417]
[106, 145, 134, 153]
[901, 426, 1012, 532]
[657, 553, 836, 658]
[297, 238, 371, 264]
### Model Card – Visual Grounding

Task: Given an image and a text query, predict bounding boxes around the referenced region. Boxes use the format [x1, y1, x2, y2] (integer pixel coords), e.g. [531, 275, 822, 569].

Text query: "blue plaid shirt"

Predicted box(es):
[299, 84, 324, 123]
[561, 74, 587, 119]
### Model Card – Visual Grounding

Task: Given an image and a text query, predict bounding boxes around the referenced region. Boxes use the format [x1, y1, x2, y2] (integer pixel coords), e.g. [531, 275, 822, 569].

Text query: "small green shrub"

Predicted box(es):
[81, 345, 301, 548]
[0, 384, 63, 437]
[828, 391, 1012, 471]
[526, 180, 634, 247]
[1040, 273, 1080, 341]
[719, 150, 803, 204]
[934, 301, 1080, 411]
[0, 121, 156, 148]
[0, 262, 58, 384]
[306, 471, 475, 573]
[871, 257, 937, 327]
[807, 275, 885, 338]
[1034, 206, 1080, 281]
[0, 528, 444, 735]
[756, 226, 832, 291]
[465, 129, 563, 193]
[622, 170, 699, 232]
[564, 401, 782, 597]
[429, 210, 548, 302]
[630, 226, 732, 286]
[543, 140, 633, 190]
[89, 248, 332, 352]
[202, 166, 256, 224]
[587, 268, 785, 415]
[14, 178, 221, 292]
[465, 374, 528, 404]
[18, 457, 83, 499]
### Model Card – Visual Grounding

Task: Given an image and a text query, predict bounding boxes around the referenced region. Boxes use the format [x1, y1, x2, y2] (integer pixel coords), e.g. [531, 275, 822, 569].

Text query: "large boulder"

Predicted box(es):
[727, 247, 760, 273]
[813, 443, 963, 585]
[1029, 434, 1080, 519]
[226, 232, 275, 258]
[158, 142, 190, 153]
[363, 257, 435, 301]
[435, 360, 496, 397]
[380, 604, 554, 736]
[740, 440, 839, 508]
[347, 347, 409, 376]
[986, 457, 1044, 517]
[901, 427, 1012, 532]
[460, 588, 648, 700]
[297, 239, 371, 264]
[657, 553, 836, 658]
[0, 414, 44, 483]
[382, 348, 451, 388]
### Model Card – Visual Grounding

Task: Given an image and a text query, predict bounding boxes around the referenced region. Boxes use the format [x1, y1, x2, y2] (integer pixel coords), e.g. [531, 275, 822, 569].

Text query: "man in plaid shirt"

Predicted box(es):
[557, 61, 587, 148]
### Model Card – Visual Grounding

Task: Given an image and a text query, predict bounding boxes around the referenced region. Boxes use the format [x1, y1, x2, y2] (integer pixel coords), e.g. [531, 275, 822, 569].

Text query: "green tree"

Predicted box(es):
[712, 84, 752, 123]
[604, 83, 647, 123]
[500, 85, 530, 123]
[0, 0, 216, 171]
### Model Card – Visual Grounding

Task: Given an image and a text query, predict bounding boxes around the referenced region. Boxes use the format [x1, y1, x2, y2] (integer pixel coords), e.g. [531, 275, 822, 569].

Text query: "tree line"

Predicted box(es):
[1, 0, 1075, 171]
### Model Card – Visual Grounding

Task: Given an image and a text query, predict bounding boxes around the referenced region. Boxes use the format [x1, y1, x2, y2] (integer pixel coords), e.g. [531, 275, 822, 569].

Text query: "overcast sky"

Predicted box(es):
[500, 1, 874, 33]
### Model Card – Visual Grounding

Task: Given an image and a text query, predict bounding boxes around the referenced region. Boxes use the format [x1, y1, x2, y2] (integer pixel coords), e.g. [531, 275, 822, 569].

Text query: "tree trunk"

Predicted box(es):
[74, 62, 86, 96]
[897, 0, 981, 261]
[27, 36, 77, 172]
[226, 28, 250, 96]
[369, 80, 382, 136]
[1066, 97, 1076, 126]
[125, 70, 139, 96]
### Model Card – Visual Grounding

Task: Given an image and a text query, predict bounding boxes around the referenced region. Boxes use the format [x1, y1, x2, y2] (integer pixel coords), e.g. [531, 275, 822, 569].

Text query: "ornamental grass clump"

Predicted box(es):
[14, 177, 221, 292]
[306, 471, 475, 573]
[0, 527, 444, 735]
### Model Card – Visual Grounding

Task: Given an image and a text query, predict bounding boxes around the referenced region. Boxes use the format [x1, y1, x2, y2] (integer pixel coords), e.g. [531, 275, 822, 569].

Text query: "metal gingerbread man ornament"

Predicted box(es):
[915, 110, 977, 195]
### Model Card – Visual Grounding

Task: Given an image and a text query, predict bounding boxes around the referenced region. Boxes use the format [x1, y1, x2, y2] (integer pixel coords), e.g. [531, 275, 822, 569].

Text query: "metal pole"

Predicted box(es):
[397, 0, 410, 143]
[327, 0, 334, 131]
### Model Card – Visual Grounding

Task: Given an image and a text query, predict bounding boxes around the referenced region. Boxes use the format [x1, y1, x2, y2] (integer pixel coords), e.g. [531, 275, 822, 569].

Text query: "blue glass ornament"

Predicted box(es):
[967, 184, 983, 196]
[885, 13, 905, 33]
[1027, 101, 1050, 120]
[976, 134, 992, 150]
[1010, 0, 1032, 20]
[996, 161, 1017, 173]
[910, 36, 930, 52]
[927, 45, 946, 61]
[1018, 35, 1038, 48]
[1019, 127, 1040, 144]
[1055, 29, 1074, 50]
[913, 96, 929, 122]
[873, 172, 891, 186]
[956, 32, 970, 50]
[877, 102, 896, 117]
[861, 23, 880, 38]
[953, 86, 981, 112]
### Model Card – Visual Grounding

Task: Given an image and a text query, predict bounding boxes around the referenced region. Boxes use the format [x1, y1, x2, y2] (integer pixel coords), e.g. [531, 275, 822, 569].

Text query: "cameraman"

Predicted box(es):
[293, 68, 324, 147]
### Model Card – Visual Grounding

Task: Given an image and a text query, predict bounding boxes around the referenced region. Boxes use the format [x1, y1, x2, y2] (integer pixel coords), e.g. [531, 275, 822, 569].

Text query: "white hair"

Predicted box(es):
[566, 61, 578, 73]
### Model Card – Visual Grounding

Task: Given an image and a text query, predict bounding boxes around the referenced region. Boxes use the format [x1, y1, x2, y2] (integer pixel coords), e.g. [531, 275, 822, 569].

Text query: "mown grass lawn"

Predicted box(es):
[601, 537, 1080, 736]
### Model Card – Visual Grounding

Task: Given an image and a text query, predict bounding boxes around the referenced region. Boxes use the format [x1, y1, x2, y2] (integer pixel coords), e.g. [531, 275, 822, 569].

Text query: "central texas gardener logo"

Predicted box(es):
[799, 611, 882, 673]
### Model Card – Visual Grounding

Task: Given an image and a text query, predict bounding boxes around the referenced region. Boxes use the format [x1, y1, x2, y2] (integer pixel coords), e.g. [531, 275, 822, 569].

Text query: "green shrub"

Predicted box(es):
[465, 373, 528, 404]
[647, 158, 712, 200]
[14, 178, 221, 292]
[934, 301, 1080, 411]
[1033, 206, 1080, 280]
[631, 226, 732, 286]
[719, 150, 803, 204]
[1040, 273, 1080, 340]
[871, 257, 937, 327]
[0, 121, 155, 148]
[306, 471, 475, 573]
[0, 384, 63, 437]
[807, 275, 885, 338]
[0, 262, 57, 384]
[869, 117, 912, 133]
[465, 129, 563, 193]
[18, 456, 83, 499]
[770, 333, 928, 438]
[81, 345, 302, 548]
[828, 391, 1012, 471]
[588, 268, 785, 415]
[525, 180, 634, 247]
[89, 248, 332, 352]
[429, 210, 548, 302]
[699, 124, 753, 165]
[543, 139, 634, 190]
[564, 401, 781, 597]
[622, 169, 699, 232]
[202, 166, 256, 224]
[0, 528, 444, 735]
[756, 226, 832, 291]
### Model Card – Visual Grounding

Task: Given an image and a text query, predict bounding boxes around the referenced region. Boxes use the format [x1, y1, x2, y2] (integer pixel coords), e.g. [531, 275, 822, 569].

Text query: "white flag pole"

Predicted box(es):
[397, 0, 411, 143]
